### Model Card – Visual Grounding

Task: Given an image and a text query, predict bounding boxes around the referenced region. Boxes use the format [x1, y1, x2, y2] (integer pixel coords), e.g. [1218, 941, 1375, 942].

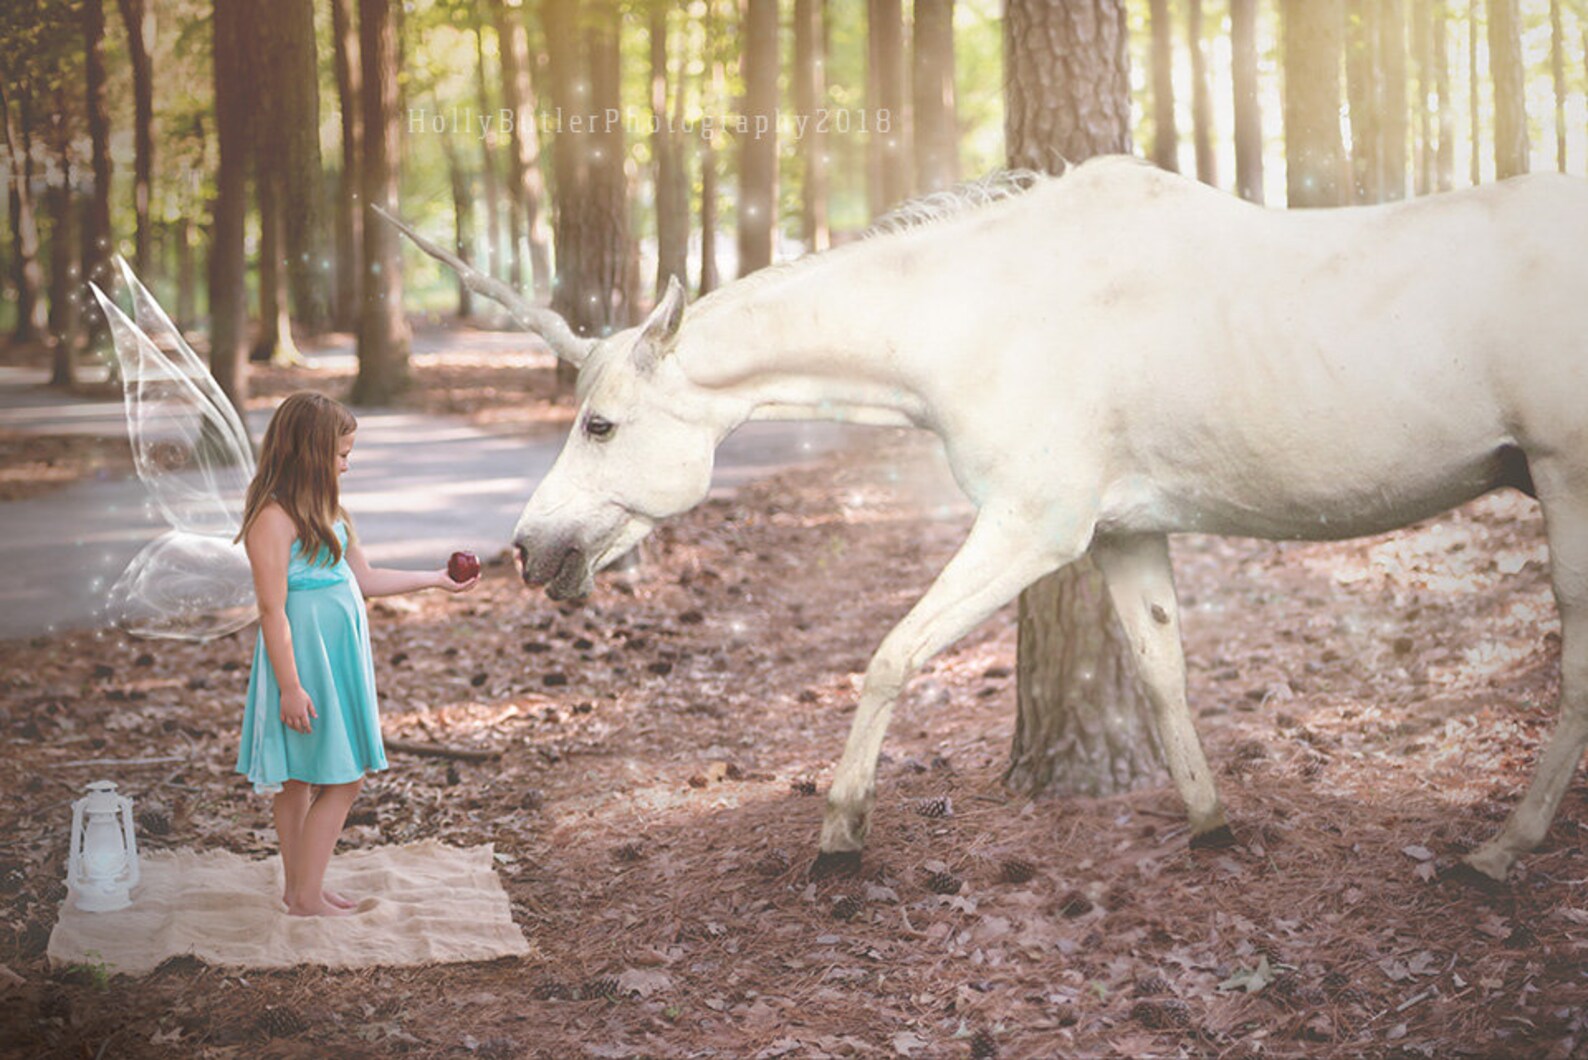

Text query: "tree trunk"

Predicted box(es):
[737, 0, 777, 276]
[794, 0, 830, 251]
[1282, 0, 1346, 207]
[331, 0, 362, 331]
[1345, 0, 1379, 202]
[1413, 0, 1433, 195]
[1488, 0, 1527, 179]
[1188, 0, 1216, 185]
[252, 158, 300, 364]
[46, 87, 77, 382]
[82, 0, 113, 302]
[651, 3, 689, 294]
[446, 132, 475, 319]
[1231, 0, 1264, 203]
[473, 16, 503, 282]
[1148, 0, 1178, 172]
[0, 83, 45, 346]
[867, 0, 909, 215]
[275, 0, 329, 331]
[1376, 0, 1407, 201]
[116, 0, 155, 278]
[911, 0, 957, 195]
[1552, 0, 1567, 174]
[699, 0, 723, 295]
[1469, 0, 1480, 185]
[175, 214, 195, 330]
[209, 0, 251, 413]
[352, 0, 411, 404]
[495, 0, 553, 300]
[1004, 0, 1156, 800]
[1434, 0, 1453, 190]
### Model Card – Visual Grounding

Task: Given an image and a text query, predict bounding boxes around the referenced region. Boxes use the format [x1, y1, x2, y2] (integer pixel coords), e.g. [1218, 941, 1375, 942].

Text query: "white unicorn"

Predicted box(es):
[381, 155, 1588, 882]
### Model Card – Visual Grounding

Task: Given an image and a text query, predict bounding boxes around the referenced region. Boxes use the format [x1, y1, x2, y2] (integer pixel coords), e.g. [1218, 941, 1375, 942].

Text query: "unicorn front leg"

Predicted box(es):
[815, 502, 1094, 872]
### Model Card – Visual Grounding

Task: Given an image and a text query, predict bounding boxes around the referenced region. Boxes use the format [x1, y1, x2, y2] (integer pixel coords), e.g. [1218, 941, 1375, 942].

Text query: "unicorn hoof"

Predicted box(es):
[1189, 823, 1236, 850]
[809, 850, 862, 879]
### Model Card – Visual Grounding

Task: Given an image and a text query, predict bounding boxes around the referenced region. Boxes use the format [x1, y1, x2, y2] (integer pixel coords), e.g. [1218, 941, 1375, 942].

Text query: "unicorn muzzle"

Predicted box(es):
[515, 540, 591, 601]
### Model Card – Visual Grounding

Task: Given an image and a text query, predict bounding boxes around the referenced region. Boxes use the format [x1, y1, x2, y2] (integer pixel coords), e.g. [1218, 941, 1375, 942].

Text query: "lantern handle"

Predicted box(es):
[67, 797, 86, 889]
[119, 793, 140, 892]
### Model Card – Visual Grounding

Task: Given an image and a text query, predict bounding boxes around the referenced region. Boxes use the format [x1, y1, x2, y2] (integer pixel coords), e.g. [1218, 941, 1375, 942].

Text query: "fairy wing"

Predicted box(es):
[93, 260, 258, 641]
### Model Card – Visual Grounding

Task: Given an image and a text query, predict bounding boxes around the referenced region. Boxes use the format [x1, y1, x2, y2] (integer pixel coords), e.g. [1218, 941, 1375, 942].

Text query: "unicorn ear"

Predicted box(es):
[631, 275, 687, 374]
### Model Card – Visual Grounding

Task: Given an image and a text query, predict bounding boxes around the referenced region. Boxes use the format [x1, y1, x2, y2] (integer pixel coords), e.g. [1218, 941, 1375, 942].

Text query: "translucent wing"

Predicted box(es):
[93, 261, 258, 641]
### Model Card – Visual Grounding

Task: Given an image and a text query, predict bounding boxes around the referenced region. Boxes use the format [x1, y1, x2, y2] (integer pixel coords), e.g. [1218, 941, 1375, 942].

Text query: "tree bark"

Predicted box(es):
[115, 0, 155, 278]
[867, 0, 910, 215]
[1434, 0, 1453, 190]
[446, 131, 475, 319]
[352, 0, 412, 404]
[472, 16, 504, 282]
[650, 2, 688, 294]
[1188, 0, 1217, 185]
[1469, 0, 1480, 185]
[0, 82, 45, 346]
[252, 147, 300, 365]
[911, 0, 957, 195]
[1231, 0, 1264, 202]
[1487, 0, 1528, 179]
[1148, 0, 1178, 172]
[1376, 0, 1407, 201]
[794, 0, 830, 251]
[1004, 0, 1157, 800]
[1414, 0, 1433, 195]
[737, 0, 778, 276]
[82, 0, 113, 301]
[495, 0, 552, 299]
[46, 86, 78, 382]
[1281, 0, 1346, 207]
[209, 0, 251, 413]
[1345, 0, 1379, 202]
[331, 0, 362, 331]
[1551, 0, 1567, 174]
[699, 0, 723, 295]
[274, 0, 329, 331]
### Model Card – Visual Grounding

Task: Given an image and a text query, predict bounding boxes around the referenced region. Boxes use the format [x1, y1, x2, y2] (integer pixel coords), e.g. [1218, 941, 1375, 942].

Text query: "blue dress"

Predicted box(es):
[236, 520, 387, 794]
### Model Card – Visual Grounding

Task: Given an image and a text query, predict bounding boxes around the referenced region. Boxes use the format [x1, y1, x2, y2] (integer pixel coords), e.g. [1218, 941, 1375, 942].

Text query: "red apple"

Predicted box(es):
[448, 550, 480, 583]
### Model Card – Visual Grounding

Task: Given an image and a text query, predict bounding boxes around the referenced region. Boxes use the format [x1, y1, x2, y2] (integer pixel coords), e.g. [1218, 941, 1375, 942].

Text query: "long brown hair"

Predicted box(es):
[235, 392, 358, 565]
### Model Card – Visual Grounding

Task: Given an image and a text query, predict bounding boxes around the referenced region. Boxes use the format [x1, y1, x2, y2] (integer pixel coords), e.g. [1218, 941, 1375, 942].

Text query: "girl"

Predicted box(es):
[234, 392, 478, 917]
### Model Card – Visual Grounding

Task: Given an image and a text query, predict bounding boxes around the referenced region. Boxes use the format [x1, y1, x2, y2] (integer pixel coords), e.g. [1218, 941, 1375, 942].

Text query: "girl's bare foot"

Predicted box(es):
[281, 888, 358, 910]
[285, 895, 356, 917]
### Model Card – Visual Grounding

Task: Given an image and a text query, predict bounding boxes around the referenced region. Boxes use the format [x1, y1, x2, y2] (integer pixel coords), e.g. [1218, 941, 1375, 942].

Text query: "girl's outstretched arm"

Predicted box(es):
[246, 505, 317, 734]
[346, 540, 479, 598]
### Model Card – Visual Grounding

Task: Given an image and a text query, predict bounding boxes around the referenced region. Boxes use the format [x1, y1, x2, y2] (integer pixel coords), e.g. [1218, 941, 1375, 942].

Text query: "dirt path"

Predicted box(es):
[3, 432, 1584, 1058]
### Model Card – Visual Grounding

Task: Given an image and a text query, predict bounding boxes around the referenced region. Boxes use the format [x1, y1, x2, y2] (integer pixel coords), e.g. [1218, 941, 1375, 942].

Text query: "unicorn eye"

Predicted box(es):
[583, 414, 616, 441]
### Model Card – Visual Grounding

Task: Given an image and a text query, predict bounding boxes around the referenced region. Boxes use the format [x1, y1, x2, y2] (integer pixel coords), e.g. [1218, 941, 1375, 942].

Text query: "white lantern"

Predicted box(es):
[68, 780, 141, 912]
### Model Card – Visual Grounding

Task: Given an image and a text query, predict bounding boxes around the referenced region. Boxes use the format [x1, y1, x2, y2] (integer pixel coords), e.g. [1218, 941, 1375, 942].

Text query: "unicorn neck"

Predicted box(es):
[679, 253, 932, 430]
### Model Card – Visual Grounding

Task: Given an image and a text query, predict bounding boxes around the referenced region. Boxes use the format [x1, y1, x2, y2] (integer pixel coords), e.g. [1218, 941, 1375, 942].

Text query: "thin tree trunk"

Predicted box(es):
[275, 0, 329, 331]
[1282, 0, 1346, 207]
[472, 16, 503, 282]
[209, 0, 251, 413]
[1377, 0, 1407, 201]
[116, 0, 155, 278]
[46, 87, 77, 382]
[1469, 0, 1480, 184]
[175, 215, 194, 330]
[353, 0, 412, 404]
[252, 161, 300, 364]
[651, 3, 688, 294]
[1552, 0, 1567, 174]
[1488, 0, 1527, 179]
[1414, 0, 1433, 195]
[1188, 0, 1217, 185]
[867, 0, 910, 215]
[446, 133, 475, 319]
[699, 0, 723, 295]
[1434, 0, 1453, 190]
[1004, 0, 1155, 800]
[82, 0, 113, 304]
[0, 84, 46, 346]
[794, 0, 830, 251]
[911, 0, 957, 195]
[1231, 0, 1264, 202]
[1149, 0, 1178, 172]
[331, 0, 362, 331]
[495, 0, 552, 299]
[1346, 0, 1379, 202]
[737, 0, 778, 276]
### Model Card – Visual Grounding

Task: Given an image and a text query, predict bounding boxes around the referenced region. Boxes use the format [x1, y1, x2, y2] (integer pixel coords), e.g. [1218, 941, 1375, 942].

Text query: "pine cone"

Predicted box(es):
[532, 980, 572, 1001]
[790, 778, 818, 796]
[137, 809, 172, 837]
[915, 795, 953, 818]
[998, 857, 1036, 884]
[969, 1027, 998, 1059]
[1132, 974, 1172, 997]
[1132, 998, 1192, 1030]
[925, 870, 962, 895]
[831, 893, 863, 921]
[1058, 890, 1093, 917]
[582, 977, 622, 1001]
[260, 1006, 305, 1038]
[756, 850, 792, 877]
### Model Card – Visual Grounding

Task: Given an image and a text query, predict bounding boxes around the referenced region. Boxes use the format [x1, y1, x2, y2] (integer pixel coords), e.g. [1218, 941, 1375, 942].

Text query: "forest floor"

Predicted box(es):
[3, 337, 1587, 1057]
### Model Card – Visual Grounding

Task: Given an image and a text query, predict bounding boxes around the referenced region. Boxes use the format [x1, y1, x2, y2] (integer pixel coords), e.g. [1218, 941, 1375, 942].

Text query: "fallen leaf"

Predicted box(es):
[890, 1031, 930, 1056]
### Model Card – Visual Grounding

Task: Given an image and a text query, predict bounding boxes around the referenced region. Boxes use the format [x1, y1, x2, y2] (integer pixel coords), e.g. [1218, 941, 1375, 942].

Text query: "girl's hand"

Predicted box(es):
[281, 686, 316, 734]
[437, 569, 480, 593]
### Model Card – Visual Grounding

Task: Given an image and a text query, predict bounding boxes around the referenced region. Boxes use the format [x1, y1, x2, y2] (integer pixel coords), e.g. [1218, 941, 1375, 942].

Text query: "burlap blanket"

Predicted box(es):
[48, 841, 533, 975]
